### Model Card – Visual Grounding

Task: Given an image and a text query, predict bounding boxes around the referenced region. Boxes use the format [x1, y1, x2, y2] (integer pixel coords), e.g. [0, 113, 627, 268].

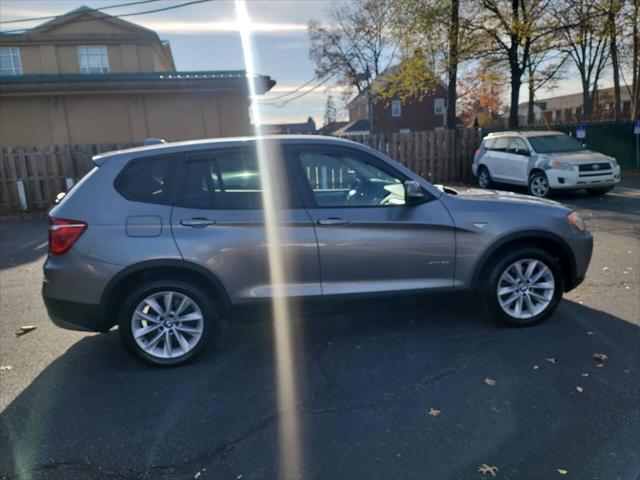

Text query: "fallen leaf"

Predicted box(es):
[236, 475, 243, 480]
[602, 266, 609, 271]
[595, 363, 604, 368]
[428, 407, 441, 417]
[576, 386, 584, 393]
[558, 468, 568, 475]
[15, 325, 36, 337]
[194, 473, 201, 479]
[545, 358, 556, 364]
[533, 365, 539, 370]
[586, 331, 594, 336]
[581, 373, 589, 377]
[478, 464, 499, 477]
[484, 377, 496, 386]
[0, 365, 13, 372]
[624, 369, 630, 374]
[593, 353, 608, 362]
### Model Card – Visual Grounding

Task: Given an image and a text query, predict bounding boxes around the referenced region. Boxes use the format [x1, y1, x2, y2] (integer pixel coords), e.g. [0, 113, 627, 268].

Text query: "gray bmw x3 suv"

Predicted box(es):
[43, 135, 593, 365]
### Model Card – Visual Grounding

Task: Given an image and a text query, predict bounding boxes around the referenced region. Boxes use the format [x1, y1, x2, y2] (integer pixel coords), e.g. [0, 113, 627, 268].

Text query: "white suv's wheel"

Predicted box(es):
[485, 247, 563, 325]
[119, 279, 214, 365]
[478, 166, 493, 189]
[528, 172, 551, 198]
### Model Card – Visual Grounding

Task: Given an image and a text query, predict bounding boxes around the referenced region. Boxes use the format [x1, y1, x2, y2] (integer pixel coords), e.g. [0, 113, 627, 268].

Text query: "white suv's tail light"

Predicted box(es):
[49, 217, 87, 256]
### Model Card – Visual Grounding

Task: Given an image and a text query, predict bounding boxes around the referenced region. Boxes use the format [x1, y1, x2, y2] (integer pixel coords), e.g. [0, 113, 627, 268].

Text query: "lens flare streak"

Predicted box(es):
[234, 1, 302, 477]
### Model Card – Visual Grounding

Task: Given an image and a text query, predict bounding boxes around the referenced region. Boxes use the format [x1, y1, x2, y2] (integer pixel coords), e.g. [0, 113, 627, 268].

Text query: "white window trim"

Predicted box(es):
[77, 45, 110, 74]
[391, 99, 401, 118]
[0, 47, 22, 76]
[434, 97, 445, 115]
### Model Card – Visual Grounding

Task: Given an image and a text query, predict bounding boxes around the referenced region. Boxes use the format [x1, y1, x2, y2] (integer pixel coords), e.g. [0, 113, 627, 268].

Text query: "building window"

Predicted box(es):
[77, 45, 109, 74]
[391, 100, 401, 117]
[0, 47, 22, 76]
[434, 98, 445, 115]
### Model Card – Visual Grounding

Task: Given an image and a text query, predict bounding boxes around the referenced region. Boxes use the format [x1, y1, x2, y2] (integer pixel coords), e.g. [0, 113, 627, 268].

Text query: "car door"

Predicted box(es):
[488, 136, 512, 181]
[502, 137, 531, 184]
[171, 145, 321, 303]
[288, 145, 456, 296]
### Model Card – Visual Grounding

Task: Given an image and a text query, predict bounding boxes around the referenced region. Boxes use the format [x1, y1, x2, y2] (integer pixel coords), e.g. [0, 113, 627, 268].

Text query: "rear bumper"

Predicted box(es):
[546, 166, 621, 190]
[42, 293, 109, 332]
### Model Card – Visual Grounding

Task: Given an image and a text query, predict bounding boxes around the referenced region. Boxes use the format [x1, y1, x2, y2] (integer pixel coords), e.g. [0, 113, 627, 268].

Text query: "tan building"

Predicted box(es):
[517, 86, 633, 125]
[0, 6, 274, 147]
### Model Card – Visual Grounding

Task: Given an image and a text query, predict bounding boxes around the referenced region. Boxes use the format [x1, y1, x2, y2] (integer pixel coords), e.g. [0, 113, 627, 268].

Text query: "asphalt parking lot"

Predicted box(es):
[1, 179, 639, 480]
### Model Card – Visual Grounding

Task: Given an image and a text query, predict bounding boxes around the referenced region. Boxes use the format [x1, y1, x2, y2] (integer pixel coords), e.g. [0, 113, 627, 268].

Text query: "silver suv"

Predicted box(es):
[43, 136, 593, 365]
[472, 131, 621, 198]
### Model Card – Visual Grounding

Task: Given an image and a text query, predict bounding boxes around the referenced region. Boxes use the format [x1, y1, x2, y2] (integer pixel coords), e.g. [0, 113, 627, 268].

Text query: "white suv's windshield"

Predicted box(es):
[528, 135, 587, 153]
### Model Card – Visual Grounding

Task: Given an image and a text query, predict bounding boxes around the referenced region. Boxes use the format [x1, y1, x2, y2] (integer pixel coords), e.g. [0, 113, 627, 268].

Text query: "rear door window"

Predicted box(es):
[491, 137, 510, 152]
[178, 150, 263, 209]
[115, 156, 175, 204]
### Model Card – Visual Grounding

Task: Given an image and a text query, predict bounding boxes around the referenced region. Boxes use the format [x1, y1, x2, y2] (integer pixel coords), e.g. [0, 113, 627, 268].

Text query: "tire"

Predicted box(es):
[478, 166, 494, 189]
[118, 279, 215, 366]
[586, 186, 613, 195]
[484, 247, 564, 326]
[528, 171, 552, 198]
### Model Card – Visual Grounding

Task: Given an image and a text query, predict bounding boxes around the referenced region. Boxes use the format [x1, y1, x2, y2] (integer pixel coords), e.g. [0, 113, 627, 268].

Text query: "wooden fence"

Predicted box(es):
[339, 128, 480, 186]
[0, 129, 480, 213]
[0, 143, 138, 213]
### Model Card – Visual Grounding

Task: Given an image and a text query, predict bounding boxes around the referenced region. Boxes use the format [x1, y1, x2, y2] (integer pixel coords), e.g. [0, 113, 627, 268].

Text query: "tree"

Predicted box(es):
[308, 0, 397, 96]
[553, 0, 610, 121]
[458, 61, 507, 126]
[447, 0, 460, 128]
[373, 0, 480, 129]
[323, 95, 337, 126]
[620, 0, 640, 119]
[597, 0, 624, 120]
[474, 0, 556, 128]
[525, 48, 568, 124]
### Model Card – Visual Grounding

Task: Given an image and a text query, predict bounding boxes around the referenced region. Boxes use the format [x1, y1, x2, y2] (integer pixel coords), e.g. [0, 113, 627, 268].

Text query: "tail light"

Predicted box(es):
[49, 217, 87, 256]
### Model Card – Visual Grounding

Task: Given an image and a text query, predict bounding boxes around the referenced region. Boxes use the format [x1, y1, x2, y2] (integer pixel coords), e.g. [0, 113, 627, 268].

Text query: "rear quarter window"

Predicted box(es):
[115, 156, 177, 204]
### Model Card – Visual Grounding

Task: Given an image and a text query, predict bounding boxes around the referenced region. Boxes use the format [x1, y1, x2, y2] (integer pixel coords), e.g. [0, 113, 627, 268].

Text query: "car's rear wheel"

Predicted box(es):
[528, 172, 552, 198]
[118, 279, 214, 365]
[478, 166, 494, 189]
[586, 186, 614, 195]
[485, 247, 563, 326]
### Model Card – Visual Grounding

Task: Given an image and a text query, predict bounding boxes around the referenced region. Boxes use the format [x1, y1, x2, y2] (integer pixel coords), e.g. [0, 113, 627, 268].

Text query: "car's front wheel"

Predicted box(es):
[528, 172, 552, 198]
[118, 279, 214, 365]
[485, 247, 564, 326]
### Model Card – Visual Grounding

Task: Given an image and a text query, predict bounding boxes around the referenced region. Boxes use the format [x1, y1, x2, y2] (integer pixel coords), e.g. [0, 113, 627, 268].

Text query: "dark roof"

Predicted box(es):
[334, 119, 370, 135]
[0, 71, 275, 95]
[262, 118, 316, 134]
[317, 121, 348, 135]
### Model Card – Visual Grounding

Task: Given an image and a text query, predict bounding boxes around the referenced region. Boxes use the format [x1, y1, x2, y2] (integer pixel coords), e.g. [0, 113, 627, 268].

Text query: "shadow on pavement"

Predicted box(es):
[1, 297, 638, 479]
[0, 218, 48, 271]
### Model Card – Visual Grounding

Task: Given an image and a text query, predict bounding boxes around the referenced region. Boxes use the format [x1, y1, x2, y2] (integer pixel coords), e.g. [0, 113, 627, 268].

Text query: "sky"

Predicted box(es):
[0, 0, 610, 127]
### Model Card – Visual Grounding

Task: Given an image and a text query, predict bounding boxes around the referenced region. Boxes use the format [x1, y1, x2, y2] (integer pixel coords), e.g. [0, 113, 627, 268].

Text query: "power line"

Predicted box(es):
[1, 0, 216, 34]
[257, 0, 398, 107]
[0, 0, 162, 25]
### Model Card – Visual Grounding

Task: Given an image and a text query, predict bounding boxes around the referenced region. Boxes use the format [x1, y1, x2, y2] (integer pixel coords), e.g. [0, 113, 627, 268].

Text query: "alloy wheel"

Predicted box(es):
[479, 169, 490, 188]
[497, 258, 555, 319]
[530, 175, 550, 197]
[131, 291, 204, 359]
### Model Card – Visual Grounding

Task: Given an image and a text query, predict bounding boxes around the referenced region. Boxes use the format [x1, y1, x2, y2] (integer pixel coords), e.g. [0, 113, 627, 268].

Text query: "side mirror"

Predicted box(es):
[404, 180, 425, 202]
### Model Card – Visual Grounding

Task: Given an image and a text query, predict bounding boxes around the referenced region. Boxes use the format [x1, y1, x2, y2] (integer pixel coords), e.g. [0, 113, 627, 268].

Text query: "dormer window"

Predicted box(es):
[0, 47, 22, 76]
[78, 45, 109, 74]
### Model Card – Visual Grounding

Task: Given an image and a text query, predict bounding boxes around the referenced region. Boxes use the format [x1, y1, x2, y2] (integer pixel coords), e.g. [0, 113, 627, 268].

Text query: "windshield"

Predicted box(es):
[528, 135, 587, 153]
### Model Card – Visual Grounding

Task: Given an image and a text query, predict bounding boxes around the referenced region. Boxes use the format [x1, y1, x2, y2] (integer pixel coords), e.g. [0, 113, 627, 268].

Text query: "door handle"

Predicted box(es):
[180, 218, 217, 227]
[317, 218, 350, 226]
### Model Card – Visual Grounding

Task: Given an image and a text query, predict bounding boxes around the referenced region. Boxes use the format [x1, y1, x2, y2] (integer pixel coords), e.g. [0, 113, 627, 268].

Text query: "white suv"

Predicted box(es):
[472, 131, 621, 197]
